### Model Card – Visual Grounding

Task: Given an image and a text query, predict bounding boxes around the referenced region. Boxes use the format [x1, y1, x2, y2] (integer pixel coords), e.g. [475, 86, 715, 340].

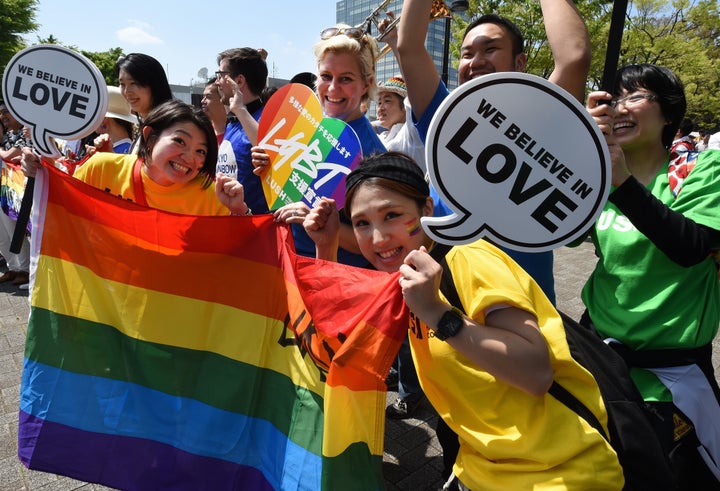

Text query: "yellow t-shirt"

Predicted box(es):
[73, 153, 227, 216]
[409, 240, 624, 490]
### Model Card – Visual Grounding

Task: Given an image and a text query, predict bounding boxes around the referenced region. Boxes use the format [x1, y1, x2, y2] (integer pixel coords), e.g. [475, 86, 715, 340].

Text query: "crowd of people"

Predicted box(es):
[2, 0, 720, 489]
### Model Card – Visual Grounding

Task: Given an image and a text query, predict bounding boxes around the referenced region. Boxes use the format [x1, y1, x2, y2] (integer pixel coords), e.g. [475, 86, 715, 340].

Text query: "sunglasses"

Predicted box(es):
[320, 26, 366, 41]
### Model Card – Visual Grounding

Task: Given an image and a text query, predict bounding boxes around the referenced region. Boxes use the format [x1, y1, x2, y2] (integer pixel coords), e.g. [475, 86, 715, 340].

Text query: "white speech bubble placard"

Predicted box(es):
[423, 73, 610, 252]
[2, 44, 107, 157]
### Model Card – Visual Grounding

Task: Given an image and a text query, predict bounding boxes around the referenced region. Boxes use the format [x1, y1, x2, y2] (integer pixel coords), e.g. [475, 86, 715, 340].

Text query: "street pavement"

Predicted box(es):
[2, 241, 719, 490]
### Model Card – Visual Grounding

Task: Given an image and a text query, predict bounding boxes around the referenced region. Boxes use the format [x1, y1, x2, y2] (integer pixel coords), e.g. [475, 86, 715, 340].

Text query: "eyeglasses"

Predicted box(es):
[610, 93, 657, 109]
[215, 70, 232, 78]
[320, 26, 365, 41]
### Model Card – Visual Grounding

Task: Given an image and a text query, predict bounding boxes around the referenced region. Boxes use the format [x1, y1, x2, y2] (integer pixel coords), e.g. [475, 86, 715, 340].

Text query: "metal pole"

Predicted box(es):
[441, 16, 451, 85]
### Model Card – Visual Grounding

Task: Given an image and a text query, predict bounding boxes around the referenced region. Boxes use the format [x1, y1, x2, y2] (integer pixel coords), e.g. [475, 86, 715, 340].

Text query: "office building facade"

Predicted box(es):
[334, 0, 460, 118]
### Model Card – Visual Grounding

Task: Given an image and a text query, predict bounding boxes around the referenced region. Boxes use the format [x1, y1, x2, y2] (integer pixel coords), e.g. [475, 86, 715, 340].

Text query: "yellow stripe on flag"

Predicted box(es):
[322, 384, 387, 457]
[32, 255, 325, 396]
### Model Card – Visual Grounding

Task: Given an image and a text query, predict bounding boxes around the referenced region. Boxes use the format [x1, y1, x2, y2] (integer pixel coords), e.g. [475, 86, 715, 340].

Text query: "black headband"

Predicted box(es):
[345, 154, 429, 197]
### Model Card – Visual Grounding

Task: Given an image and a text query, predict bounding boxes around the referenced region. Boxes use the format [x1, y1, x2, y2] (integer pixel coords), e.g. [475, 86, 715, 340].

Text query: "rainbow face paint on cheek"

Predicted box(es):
[405, 218, 421, 237]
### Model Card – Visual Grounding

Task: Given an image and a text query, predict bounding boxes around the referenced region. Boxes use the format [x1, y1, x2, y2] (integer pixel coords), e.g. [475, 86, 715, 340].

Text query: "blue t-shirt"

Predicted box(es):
[292, 114, 387, 268]
[217, 102, 269, 214]
[113, 138, 132, 154]
[415, 81, 556, 304]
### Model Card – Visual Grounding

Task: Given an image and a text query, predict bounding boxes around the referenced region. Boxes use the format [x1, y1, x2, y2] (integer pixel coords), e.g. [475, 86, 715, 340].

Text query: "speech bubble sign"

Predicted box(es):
[2, 44, 107, 157]
[423, 73, 610, 252]
[257, 83, 362, 210]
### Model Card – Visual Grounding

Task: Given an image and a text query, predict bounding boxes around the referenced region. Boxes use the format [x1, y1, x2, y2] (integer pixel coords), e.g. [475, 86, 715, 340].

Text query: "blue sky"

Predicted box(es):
[28, 1, 339, 85]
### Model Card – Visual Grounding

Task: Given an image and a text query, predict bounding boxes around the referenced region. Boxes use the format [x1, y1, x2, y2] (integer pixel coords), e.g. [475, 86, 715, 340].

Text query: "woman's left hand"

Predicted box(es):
[215, 174, 250, 215]
[398, 246, 446, 324]
[273, 202, 311, 224]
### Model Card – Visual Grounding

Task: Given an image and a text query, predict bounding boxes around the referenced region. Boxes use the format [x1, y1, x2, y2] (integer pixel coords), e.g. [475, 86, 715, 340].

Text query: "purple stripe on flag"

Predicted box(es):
[18, 410, 275, 491]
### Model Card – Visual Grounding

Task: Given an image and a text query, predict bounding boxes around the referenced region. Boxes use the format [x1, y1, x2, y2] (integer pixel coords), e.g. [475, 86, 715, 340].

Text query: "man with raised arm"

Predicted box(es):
[397, 0, 590, 305]
[396, 1, 590, 486]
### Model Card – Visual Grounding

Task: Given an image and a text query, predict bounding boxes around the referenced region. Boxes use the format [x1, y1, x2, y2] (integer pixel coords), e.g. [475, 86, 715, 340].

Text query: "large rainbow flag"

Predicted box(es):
[18, 165, 408, 490]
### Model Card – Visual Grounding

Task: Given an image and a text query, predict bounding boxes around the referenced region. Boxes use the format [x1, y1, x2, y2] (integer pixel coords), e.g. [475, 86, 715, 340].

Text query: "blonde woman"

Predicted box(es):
[252, 24, 387, 267]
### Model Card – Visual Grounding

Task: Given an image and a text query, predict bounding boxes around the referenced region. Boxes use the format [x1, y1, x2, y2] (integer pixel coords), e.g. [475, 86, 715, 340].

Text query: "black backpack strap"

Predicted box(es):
[429, 242, 452, 263]
[433, 243, 464, 313]
[608, 341, 712, 369]
[436, 248, 611, 443]
[438, 259, 464, 314]
[548, 381, 609, 441]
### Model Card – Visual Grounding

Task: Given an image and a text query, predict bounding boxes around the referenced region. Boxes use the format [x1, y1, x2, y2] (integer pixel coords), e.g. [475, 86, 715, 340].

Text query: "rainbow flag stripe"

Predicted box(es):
[1, 160, 28, 221]
[18, 165, 408, 490]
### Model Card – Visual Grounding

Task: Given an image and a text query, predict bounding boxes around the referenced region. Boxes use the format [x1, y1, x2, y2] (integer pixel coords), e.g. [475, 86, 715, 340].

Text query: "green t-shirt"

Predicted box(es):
[582, 150, 720, 400]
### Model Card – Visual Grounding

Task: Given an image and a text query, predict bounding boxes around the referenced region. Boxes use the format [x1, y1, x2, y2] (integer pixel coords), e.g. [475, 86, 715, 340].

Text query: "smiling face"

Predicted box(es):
[376, 92, 405, 129]
[458, 23, 525, 85]
[611, 89, 666, 152]
[142, 122, 209, 187]
[201, 83, 226, 121]
[316, 51, 370, 122]
[349, 183, 433, 273]
[118, 69, 154, 119]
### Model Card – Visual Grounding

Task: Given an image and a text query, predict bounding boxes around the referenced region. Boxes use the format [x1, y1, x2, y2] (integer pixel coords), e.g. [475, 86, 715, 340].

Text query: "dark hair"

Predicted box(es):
[112, 117, 135, 140]
[115, 53, 174, 116]
[138, 100, 218, 188]
[464, 14, 525, 56]
[613, 64, 686, 149]
[217, 48, 268, 96]
[290, 71, 318, 89]
[0, 101, 6, 134]
[345, 152, 428, 217]
[677, 118, 694, 137]
[261, 85, 279, 104]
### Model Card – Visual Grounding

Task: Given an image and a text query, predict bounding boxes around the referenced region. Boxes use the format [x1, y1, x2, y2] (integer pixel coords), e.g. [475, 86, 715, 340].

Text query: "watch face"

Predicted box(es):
[437, 308, 463, 341]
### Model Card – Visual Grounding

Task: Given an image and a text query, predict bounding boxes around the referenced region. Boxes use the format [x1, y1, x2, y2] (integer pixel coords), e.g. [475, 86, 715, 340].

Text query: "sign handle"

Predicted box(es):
[601, 0, 629, 92]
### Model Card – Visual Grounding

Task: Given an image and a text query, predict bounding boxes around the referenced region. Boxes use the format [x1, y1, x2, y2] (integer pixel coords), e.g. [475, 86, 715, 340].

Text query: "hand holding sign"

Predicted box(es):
[423, 73, 610, 252]
[257, 83, 362, 210]
[2, 44, 107, 252]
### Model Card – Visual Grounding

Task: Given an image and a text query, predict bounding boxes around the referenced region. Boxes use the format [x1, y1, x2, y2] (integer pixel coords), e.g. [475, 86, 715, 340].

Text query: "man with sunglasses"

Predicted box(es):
[215, 48, 270, 214]
[396, 0, 590, 487]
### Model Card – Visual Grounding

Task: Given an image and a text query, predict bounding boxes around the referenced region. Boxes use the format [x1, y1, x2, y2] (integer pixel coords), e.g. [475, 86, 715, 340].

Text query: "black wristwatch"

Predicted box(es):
[434, 307, 464, 341]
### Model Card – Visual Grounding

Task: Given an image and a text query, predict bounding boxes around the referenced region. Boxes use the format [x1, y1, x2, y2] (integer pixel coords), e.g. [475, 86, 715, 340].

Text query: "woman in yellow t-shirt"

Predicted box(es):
[300, 151, 624, 490]
[23, 100, 250, 217]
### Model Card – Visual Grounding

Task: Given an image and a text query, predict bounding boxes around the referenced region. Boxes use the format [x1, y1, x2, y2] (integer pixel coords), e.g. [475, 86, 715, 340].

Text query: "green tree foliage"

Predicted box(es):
[35, 35, 123, 86]
[449, 0, 609, 80]
[81, 47, 124, 86]
[617, 0, 720, 130]
[450, 0, 720, 129]
[0, 0, 39, 76]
